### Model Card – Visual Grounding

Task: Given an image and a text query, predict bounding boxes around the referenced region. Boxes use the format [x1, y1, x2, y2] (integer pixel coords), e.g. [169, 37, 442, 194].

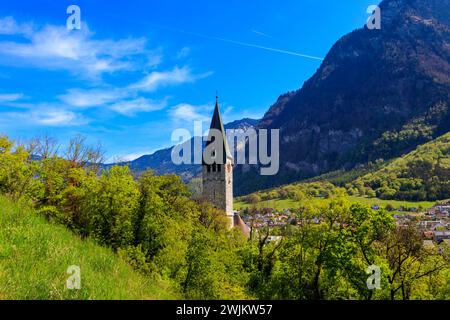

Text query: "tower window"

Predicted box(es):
[217, 164, 221, 172]
[212, 164, 216, 172]
[207, 165, 211, 173]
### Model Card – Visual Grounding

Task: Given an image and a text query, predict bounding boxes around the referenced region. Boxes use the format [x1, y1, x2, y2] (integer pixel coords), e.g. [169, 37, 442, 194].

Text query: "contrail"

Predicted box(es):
[251, 29, 273, 39]
[165, 27, 324, 61]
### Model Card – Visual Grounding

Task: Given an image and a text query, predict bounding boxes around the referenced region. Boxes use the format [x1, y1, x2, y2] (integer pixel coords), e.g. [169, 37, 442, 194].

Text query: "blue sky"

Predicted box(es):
[0, 0, 377, 162]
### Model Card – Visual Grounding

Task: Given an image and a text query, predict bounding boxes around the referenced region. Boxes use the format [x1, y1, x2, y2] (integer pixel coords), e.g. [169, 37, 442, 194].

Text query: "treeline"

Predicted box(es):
[348, 132, 450, 201]
[239, 181, 339, 204]
[0, 135, 449, 300]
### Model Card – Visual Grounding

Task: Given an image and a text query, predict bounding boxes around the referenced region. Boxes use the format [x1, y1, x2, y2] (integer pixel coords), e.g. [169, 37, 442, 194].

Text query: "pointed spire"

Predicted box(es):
[203, 94, 233, 164]
[209, 95, 225, 135]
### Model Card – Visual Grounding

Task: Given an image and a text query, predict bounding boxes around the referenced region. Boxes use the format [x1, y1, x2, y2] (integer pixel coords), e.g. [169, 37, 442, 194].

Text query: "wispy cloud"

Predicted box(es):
[32, 109, 86, 126]
[109, 97, 168, 116]
[58, 65, 211, 116]
[177, 47, 190, 59]
[59, 88, 169, 116]
[59, 89, 125, 108]
[0, 91, 87, 127]
[0, 15, 216, 138]
[129, 66, 212, 92]
[0, 93, 24, 103]
[0, 16, 33, 36]
[169, 103, 210, 123]
[0, 108, 88, 127]
[0, 16, 152, 78]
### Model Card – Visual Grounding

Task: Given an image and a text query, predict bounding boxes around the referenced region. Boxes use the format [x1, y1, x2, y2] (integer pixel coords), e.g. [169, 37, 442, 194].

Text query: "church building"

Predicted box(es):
[202, 97, 249, 235]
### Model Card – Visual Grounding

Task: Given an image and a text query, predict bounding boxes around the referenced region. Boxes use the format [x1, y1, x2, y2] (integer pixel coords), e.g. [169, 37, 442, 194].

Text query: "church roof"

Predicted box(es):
[234, 214, 251, 238]
[203, 97, 233, 165]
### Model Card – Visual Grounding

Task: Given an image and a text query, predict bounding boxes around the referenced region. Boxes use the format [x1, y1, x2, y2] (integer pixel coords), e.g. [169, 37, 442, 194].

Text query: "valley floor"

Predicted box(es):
[235, 196, 436, 213]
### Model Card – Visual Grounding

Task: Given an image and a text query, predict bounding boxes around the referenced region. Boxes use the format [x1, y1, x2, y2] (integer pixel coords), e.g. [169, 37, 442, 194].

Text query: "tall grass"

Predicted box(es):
[0, 196, 177, 300]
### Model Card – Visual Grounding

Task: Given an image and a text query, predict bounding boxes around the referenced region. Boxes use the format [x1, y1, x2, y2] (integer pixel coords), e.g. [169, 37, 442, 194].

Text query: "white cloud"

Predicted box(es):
[0, 17, 150, 78]
[0, 16, 215, 123]
[0, 16, 33, 36]
[0, 93, 23, 103]
[59, 89, 169, 116]
[0, 108, 88, 127]
[170, 103, 210, 122]
[109, 97, 168, 116]
[58, 65, 211, 113]
[32, 109, 83, 126]
[130, 66, 212, 92]
[59, 89, 125, 108]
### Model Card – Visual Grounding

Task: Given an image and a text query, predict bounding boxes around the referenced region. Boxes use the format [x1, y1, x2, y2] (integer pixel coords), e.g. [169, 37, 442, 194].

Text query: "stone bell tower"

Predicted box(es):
[202, 96, 234, 228]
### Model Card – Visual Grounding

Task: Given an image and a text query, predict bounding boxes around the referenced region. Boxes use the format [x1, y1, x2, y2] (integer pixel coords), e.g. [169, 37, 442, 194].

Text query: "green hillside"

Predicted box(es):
[0, 196, 177, 300]
[349, 132, 450, 201]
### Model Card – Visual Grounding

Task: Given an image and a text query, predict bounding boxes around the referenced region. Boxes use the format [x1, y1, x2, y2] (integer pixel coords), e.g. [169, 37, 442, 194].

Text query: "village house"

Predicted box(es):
[434, 231, 450, 243]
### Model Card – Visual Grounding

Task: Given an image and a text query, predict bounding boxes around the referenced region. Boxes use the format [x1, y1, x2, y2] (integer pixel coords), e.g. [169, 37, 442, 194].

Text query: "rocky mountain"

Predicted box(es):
[234, 0, 450, 195]
[224, 118, 260, 131]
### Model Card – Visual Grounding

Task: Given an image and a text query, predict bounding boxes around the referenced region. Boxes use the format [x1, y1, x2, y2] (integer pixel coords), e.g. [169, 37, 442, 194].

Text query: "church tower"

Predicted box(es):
[202, 96, 234, 228]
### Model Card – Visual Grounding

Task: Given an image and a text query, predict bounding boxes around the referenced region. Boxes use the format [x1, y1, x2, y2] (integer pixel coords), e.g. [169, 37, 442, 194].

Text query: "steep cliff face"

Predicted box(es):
[235, 0, 450, 195]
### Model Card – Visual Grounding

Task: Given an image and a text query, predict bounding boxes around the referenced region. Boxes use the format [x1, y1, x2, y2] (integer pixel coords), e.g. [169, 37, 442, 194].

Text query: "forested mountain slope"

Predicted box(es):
[350, 132, 450, 201]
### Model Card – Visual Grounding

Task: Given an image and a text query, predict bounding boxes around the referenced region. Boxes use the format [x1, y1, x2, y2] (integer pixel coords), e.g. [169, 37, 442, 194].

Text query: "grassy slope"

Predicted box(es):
[0, 196, 177, 300]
